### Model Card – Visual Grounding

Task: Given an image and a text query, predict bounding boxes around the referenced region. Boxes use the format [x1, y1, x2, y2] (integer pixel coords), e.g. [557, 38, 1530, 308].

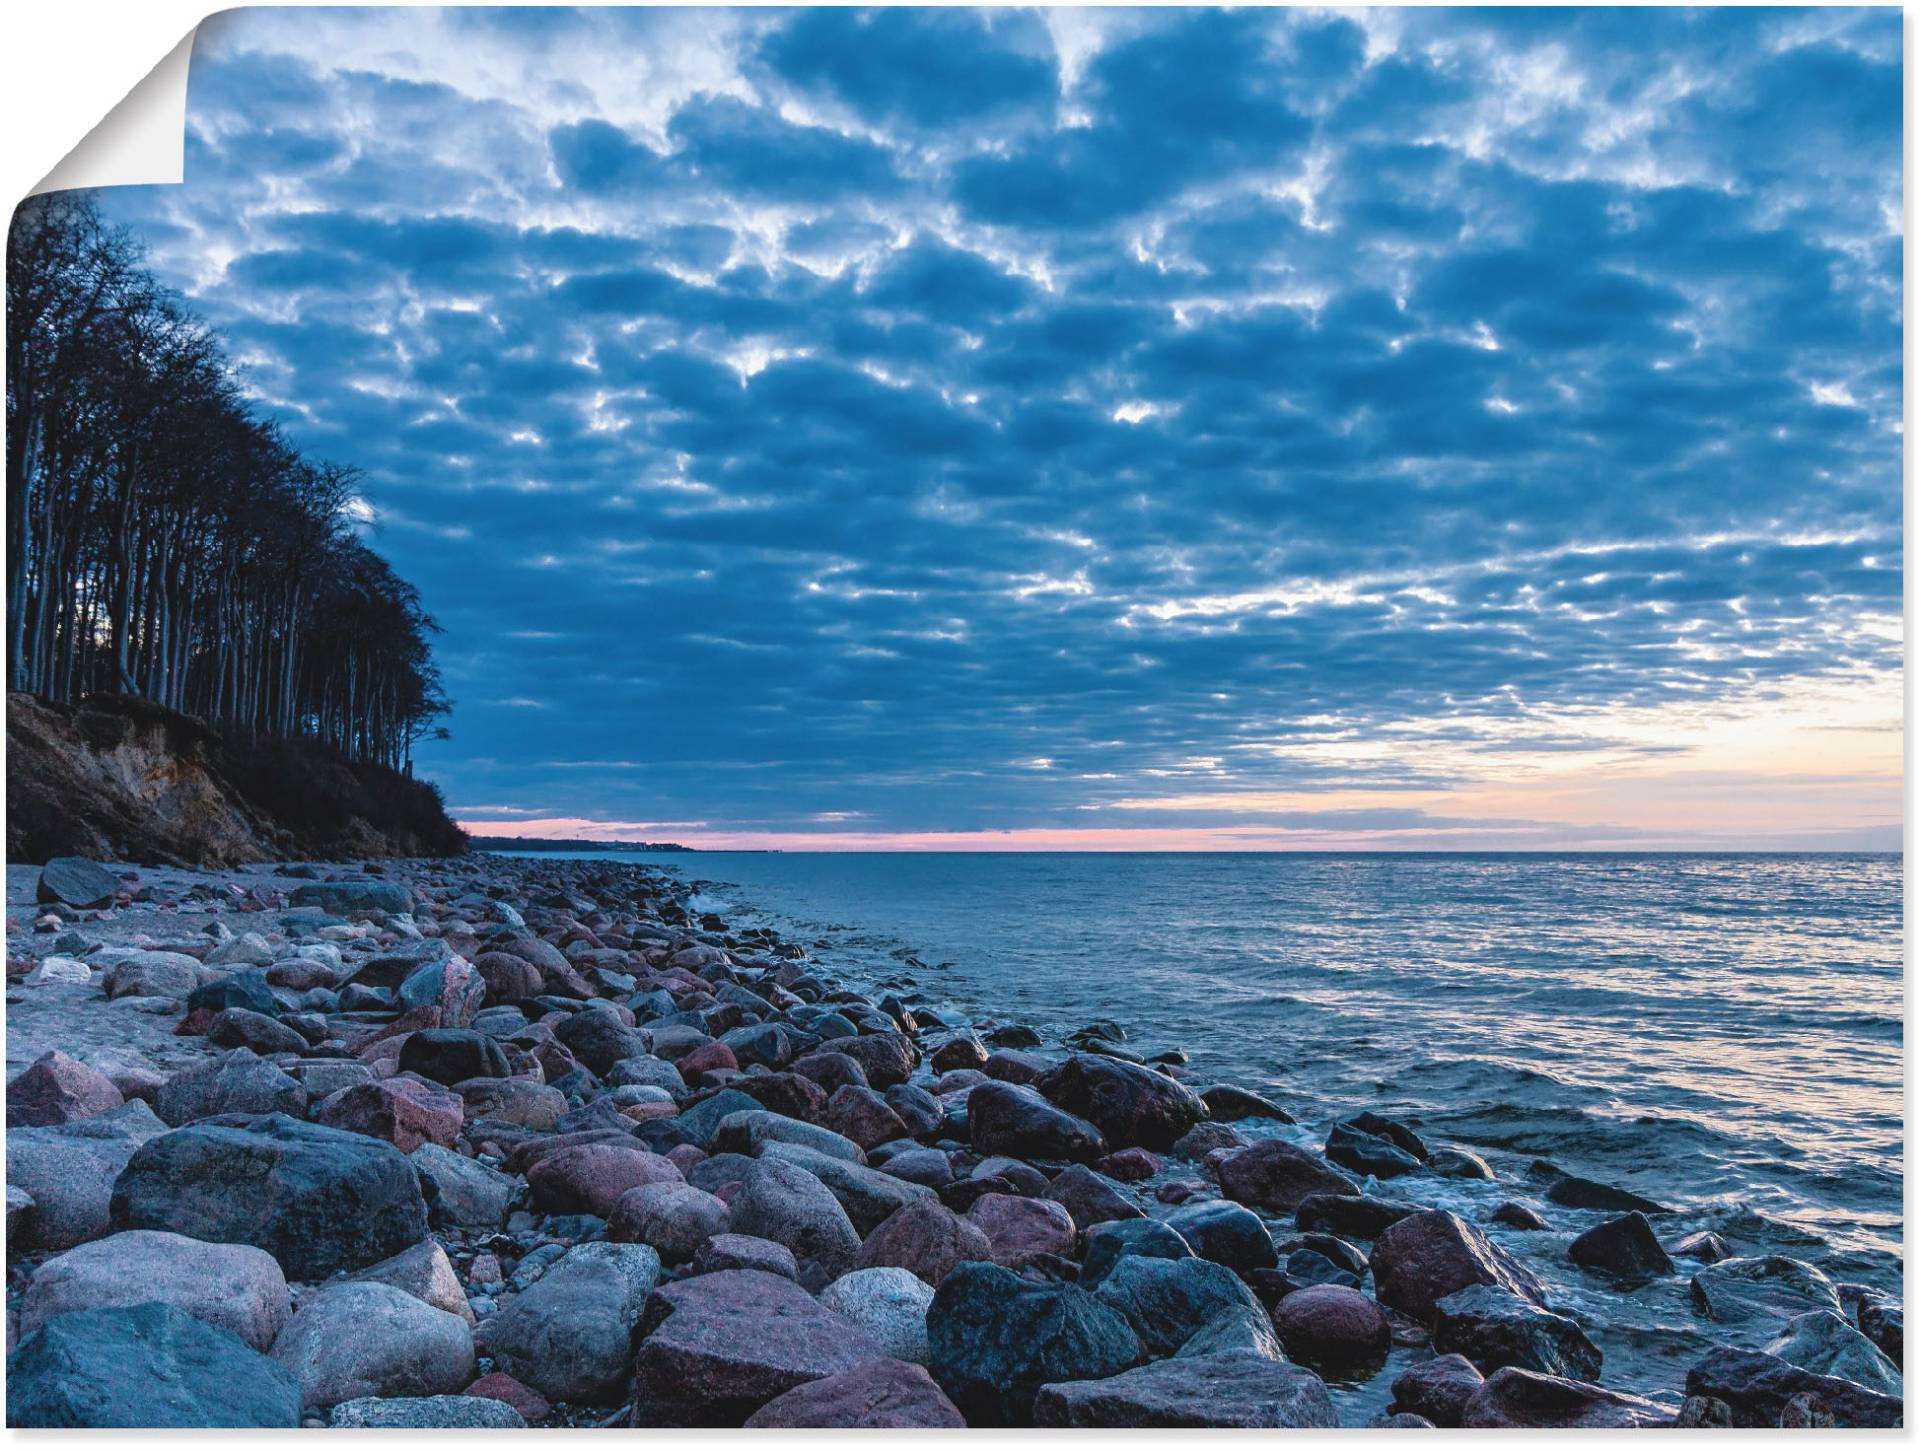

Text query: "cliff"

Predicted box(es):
[6, 692, 467, 866]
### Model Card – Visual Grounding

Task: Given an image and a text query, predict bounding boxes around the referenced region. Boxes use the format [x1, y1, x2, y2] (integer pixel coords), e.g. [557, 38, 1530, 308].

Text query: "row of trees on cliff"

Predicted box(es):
[6, 193, 449, 772]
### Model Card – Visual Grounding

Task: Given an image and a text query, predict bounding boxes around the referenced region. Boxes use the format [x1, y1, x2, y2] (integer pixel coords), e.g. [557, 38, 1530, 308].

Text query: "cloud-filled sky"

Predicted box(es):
[93, 5, 1901, 850]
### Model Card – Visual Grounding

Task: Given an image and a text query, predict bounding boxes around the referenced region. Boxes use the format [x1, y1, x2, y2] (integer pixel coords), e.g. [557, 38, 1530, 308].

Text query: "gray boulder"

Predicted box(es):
[820, 1267, 936, 1364]
[330, 1395, 527, 1428]
[21, 1229, 290, 1351]
[1034, 1352, 1339, 1428]
[488, 1241, 663, 1403]
[728, 1156, 862, 1277]
[7, 1099, 168, 1249]
[155, 1049, 307, 1127]
[272, 1281, 474, 1410]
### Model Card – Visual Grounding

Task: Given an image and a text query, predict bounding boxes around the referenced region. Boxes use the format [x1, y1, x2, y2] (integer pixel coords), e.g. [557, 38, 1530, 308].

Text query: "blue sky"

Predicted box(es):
[95, 6, 1901, 849]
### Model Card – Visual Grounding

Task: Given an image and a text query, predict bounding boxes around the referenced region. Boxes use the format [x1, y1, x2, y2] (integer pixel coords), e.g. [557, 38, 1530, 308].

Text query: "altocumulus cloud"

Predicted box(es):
[88, 6, 1901, 848]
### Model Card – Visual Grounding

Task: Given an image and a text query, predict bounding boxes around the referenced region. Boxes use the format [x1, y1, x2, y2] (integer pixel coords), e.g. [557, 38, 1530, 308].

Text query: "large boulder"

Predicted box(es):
[968, 1081, 1106, 1163]
[7, 1050, 124, 1127]
[7, 1100, 167, 1249]
[397, 1029, 510, 1086]
[743, 1358, 965, 1428]
[349, 1239, 474, 1324]
[1093, 1253, 1266, 1359]
[155, 1050, 306, 1127]
[727, 1155, 862, 1276]
[456, 1076, 565, 1130]
[37, 856, 123, 908]
[6, 1301, 301, 1427]
[526, 1142, 682, 1218]
[1047, 1162, 1144, 1228]
[314, 1077, 463, 1153]
[1207, 1139, 1354, 1213]
[630, 1268, 886, 1426]
[1033, 1352, 1339, 1428]
[1566, 1211, 1675, 1281]
[109, 1113, 430, 1279]
[1462, 1367, 1669, 1428]
[20, 1229, 289, 1351]
[1270, 1284, 1392, 1377]
[761, 1140, 931, 1234]
[833, 1032, 919, 1090]
[855, 1196, 995, 1287]
[968, 1192, 1077, 1268]
[609, 1181, 732, 1264]
[1763, 1309, 1903, 1395]
[271, 1282, 475, 1410]
[1081, 1217, 1194, 1287]
[552, 1008, 652, 1076]
[711, 1109, 865, 1163]
[1370, 1209, 1547, 1324]
[1434, 1283, 1602, 1380]
[1690, 1255, 1843, 1324]
[489, 1241, 663, 1404]
[1325, 1119, 1424, 1178]
[396, 955, 486, 1029]
[1164, 1198, 1278, 1276]
[820, 1268, 936, 1365]
[1684, 1345, 1902, 1428]
[411, 1142, 514, 1229]
[928, 1260, 1142, 1426]
[1033, 1055, 1209, 1152]
[1295, 1192, 1421, 1240]
[1388, 1352, 1485, 1427]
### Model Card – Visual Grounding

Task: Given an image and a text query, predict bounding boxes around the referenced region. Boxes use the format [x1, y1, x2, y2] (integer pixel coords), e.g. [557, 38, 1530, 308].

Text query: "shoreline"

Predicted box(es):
[4, 852, 1905, 1428]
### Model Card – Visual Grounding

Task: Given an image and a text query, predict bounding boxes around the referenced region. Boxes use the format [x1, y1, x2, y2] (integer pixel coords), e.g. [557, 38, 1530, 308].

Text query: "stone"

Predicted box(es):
[290, 879, 414, 914]
[834, 1031, 919, 1090]
[856, 1196, 995, 1287]
[877, 1145, 955, 1189]
[1491, 1200, 1553, 1231]
[884, 1083, 944, 1137]
[6, 1301, 300, 1427]
[1543, 1173, 1670, 1214]
[711, 1108, 866, 1163]
[456, 1076, 566, 1130]
[7, 1050, 124, 1127]
[1325, 1119, 1425, 1178]
[109, 1113, 429, 1279]
[1033, 1352, 1339, 1428]
[464, 1372, 549, 1424]
[968, 1080, 1106, 1162]
[1165, 1197, 1279, 1276]
[411, 1142, 514, 1229]
[744, 1358, 965, 1428]
[1684, 1345, 1902, 1428]
[1389, 1352, 1485, 1427]
[822, 1084, 910, 1150]
[1567, 1210, 1676, 1281]
[1093, 1253, 1266, 1358]
[1208, 1138, 1355, 1213]
[1171, 1122, 1246, 1159]
[1271, 1283, 1392, 1376]
[1433, 1283, 1602, 1380]
[1048, 1162, 1145, 1228]
[1370, 1209, 1547, 1324]
[695, 1233, 800, 1281]
[37, 857, 123, 908]
[1691, 1255, 1843, 1323]
[472, 951, 544, 1004]
[820, 1267, 936, 1364]
[25, 954, 91, 984]
[350, 1239, 474, 1324]
[1081, 1217, 1194, 1287]
[1462, 1367, 1669, 1428]
[761, 1140, 932, 1233]
[315, 1076, 462, 1152]
[397, 1028, 511, 1086]
[1294, 1192, 1422, 1240]
[397, 955, 486, 1029]
[1763, 1309, 1902, 1395]
[205, 932, 275, 967]
[1858, 1296, 1903, 1362]
[1667, 1229, 1733, 1263]
[187, 967, 280, 1017]
[1177, 1304, 1286, 1361]
[490, 1241, 663, 1404]
[968, 1192, 1076, 1267]
[526, 1142, 682, 1218]
[329, 1395, 525, 1428]
[552, 1008, 652, 1075]
[727, 1155, 861, 1276]
[1428, 1146, 1495, 1179]
[155, 1049, 306, 1126]
[20, 1229, 289, 1351]
[1198, 1084, 1294, 1122]
[928, 1260, 1142, 1426]
[206, 1007, 307, 1055]
[103, 950, 203, 1001]
[630, 1268, 886, 1426]
[272, 1281, 474, 1410]
[6, 1101, 166, 1249]
[610, 1180, 732, 1263]
[1034, 1054, 1210, 1151]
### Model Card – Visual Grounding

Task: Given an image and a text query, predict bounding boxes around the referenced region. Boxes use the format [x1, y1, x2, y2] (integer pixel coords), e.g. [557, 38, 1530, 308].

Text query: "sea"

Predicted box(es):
[517, 849, 1905, 1413]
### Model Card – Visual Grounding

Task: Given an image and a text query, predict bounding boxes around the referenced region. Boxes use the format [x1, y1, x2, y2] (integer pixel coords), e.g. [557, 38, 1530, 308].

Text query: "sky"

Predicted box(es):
[91, 5, 1902, 851]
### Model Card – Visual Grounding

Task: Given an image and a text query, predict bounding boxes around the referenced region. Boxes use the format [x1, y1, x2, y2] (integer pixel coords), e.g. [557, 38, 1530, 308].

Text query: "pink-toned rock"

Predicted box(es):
[744, 1358, 966, 1428]
[1096, 1147, 1159, 1182]
[967, 1192, 1076, 1268]
[526, 1143, 683, 1218]
[1271, 1284, 1392, 1376]
[314, 1077, 463, 1152]
[855, 1197, 994, 1287]
[735, 1072, 828, 1122]
[822, 1085, 911, 1151]
[666, 1143, 708, 1175]
[467, 1371, 550, 1424]
[790, 1051, 868, 1094]
[1371, 1210, 1546, 1325]
[1206, 1139, 1355, 1212]
[609, 1181, 731, 1263]
[471, 952, 543, 1004]
[6, 1051, 124, 1127]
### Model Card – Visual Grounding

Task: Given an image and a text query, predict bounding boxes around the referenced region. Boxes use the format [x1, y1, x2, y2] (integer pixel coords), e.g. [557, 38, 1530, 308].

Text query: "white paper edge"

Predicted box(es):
[29, 25, 199, 197]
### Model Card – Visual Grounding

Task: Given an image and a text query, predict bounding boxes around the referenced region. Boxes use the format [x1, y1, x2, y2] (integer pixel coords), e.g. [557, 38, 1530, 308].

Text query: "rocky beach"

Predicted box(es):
[3, 851, 1904, 1429]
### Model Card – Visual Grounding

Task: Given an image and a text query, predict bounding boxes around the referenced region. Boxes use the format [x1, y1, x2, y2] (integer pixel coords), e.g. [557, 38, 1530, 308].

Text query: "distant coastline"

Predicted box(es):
[468, 835, 698, 853]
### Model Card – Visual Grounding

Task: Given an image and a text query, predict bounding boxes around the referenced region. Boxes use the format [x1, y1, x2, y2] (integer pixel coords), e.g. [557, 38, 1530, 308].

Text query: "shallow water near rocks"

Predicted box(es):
[518, 849, 1903, 1417]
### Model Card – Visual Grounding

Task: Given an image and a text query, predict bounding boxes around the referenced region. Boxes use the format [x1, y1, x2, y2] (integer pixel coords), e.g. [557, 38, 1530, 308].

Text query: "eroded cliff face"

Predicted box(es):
[6, 693, 465, 866]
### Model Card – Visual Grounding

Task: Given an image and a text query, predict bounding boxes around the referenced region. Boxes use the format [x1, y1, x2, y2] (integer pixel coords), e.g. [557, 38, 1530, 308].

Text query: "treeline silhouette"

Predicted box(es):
[7, 193, 449, 772]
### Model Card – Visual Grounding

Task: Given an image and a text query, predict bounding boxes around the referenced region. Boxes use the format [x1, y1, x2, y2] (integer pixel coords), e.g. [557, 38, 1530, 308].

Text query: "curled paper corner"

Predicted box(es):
[30, 26, 199, 198]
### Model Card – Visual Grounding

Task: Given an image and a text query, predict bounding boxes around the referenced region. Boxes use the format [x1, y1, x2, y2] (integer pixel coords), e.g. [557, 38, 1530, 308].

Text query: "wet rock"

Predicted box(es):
[1286, 1247, 1361, 1290]
[833, 1031, 919, 1090]
[972, 1154, 1050, 1195]
[1684, 1345, 1902, 1428]
[410, 1141, 514, 1229]
[1295, 1191, 1422, 1240]
[1033, 1054, 1210, 1152]
[270, 1281, 475, 1410]
[1271, 1283, 1392, 1377]
[821, 1084, 910, 1150]
[1763, 1309, 1902, 1395]
[927, 1260, 1141, 1426]
[1034, 1352, 1338, 1428]
[37, 857, 123, 909]
[1490, 1200, 1552, 1231]
[711, 1108, 865, 1163]
[1093, 1253, 1266, 1358]
[6, 1100, 167, 1249]
[1208, 1139, 1355, 1213]
[329, 1395, 526, 1428]
[1198, 1085, 1294, 1123]
[1081, 1216, 1194, 1287]
[397, 1028, 511, 1085]
[349, 1239, 474, 1325]
[929, 1032, 990, 1073]
[110, 1113, 429, 1278]
[525, 1142, 682, 1218]
[630, 1267, 886, 1426]
[315, 1076, 462, 1152]
[1165, 1197, 1279, 1276]
[1857, 1296, 1903, 1361]
[789, 1048, 865, 1092]
[1389, 1351, 1485, 1427]
[1461, 1366, 1670, 1428]
[1176, 1303, 1286, 1360]
[1434, 1283, 1602, 1380]
[490, 1241, 663, 1403]
[1371, 1209, 1547, 1325]
[1171, 1121, 1247, 1159]
[968, 1081, 1106, 1163]
[1690, 1255, 1843, 1323]
[876, 1145, 954, 1188]
[884, 1083, 943, 1137]
[1325, 1120, 1423, 1178]
[155, 1049, 306, 1126]
[1543, 1174, 1670, 1215]
[1567, 1210, 1675, 1282]
[1428, 1146, 1494, 1179]
[695, 1232, 800, 1281]
[6, 1301, 301, 1427]
[1048, 1162, 1145, 1228]
[820, 1267, 936, 1364]
[744, 1358, 966, 1428]
[968, 1192, 1076, 1268]
[7, 1050, 125, 1127]
[610, 1180, 732, 1263]
[762, 1140, 931, 1234]
[1666, 1229, 1732, 1264]
[728, 1155, 861, 1276]
[21, 1229, 289, 1351]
